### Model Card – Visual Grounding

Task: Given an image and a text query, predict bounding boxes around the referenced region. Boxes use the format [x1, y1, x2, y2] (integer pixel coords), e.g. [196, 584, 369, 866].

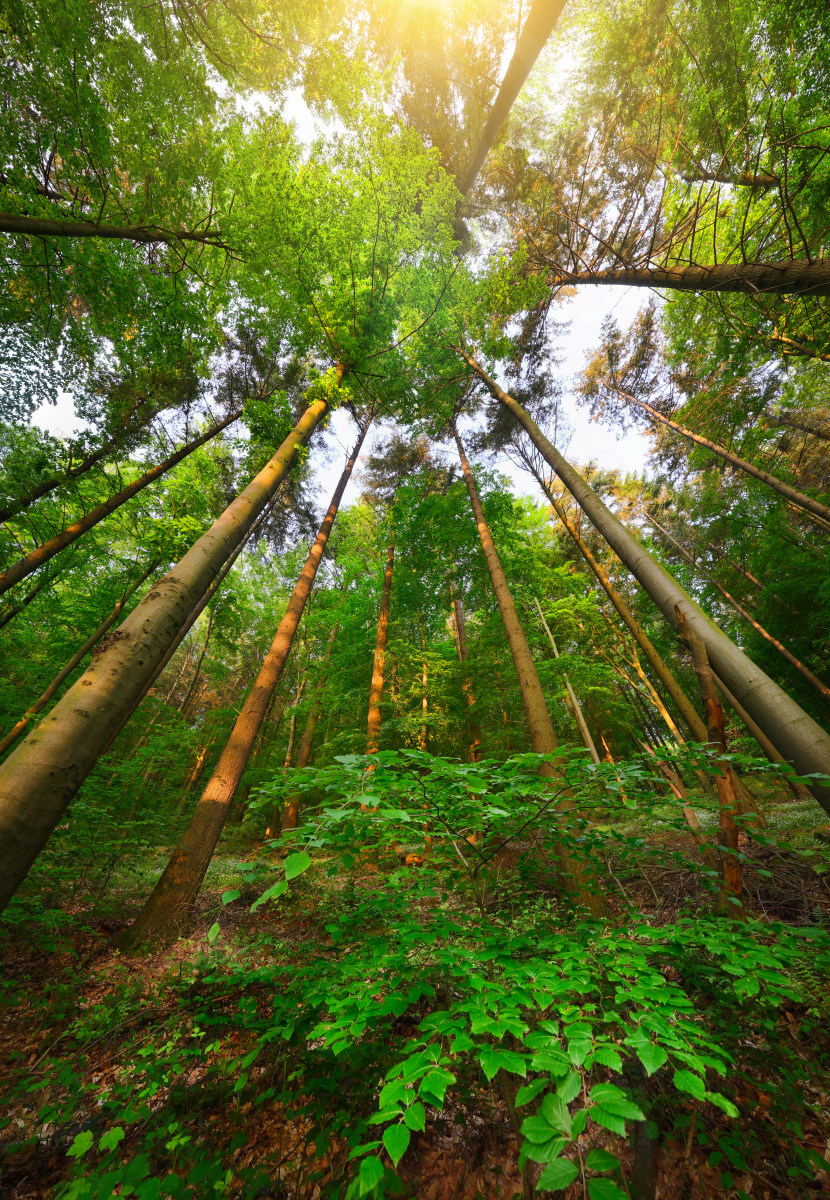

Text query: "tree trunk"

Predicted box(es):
[280, 624, 339, 831]
[459, 0, 568, 195]
[711, 671, 811, 801]
[116, 422, 367, 945]
[0, 212, 225, 245]
[650, 514, 830, 701]
[548, 259, 830, 297]
[610, 389, 830, 526]
[774, 414, 830, 443]
[457, 348, 830, 815]
[453, 426, 609, 917]
[676, 610, 745, 914]
[533, 597, 601, 764]
[0, 558, 159, 758]
[0, 391, 332, 915]
[0, 409, 242, 597]
[366, 541, 395, 754]
[0, 558, 73, 631]
[178, 612, 214, 715]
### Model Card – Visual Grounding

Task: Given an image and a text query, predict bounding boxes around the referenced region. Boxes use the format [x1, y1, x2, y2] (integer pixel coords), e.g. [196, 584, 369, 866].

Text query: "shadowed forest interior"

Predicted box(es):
[2, 0, 830, 1197]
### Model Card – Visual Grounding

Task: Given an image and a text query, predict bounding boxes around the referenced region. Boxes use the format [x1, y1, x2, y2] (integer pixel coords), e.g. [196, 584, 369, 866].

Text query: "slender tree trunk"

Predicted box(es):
[711, 671, 811, 801]
[650, 515, 830, 701]
[0, 558, 160, 757]
[366, 541, 395, 754]
[450, 580, 481, 760]
[774, 414, 830, 443]
[547, 259, 830, 297]
[676, 610, 745, 914]
[529, 460, 712, 742]
[533, 597, 600, 763]
[0, 567, 60, 630]
[453, 426, 608, 917]
[0, 212, 226, 243]
[280, 624, 339, 831]
[116, 421, 367, 945]
[459, 0, 568, 195]
[449, 574, 469, 661]
[612, 388, 830, 526]
[178, 612, 214, 714]
[0, 390, 332, 915]
[457, 348, 830, 815]
[0, 410, 242, 597]
[179, 745, 208, 808]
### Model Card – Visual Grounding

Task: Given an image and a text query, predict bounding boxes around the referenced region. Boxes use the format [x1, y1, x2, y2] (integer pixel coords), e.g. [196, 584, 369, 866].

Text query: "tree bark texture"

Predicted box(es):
[117, 422, 367, 945]
[549, 259, 830, 297]
[0, 212, 225, 245]
[0, 409, 242, 597]
[615, 388, 830, 526]
[457, 347, 830, 815]
[366, 542, 395, 754]
[0, 394, 331, 915]
[650, 515, 830, 701]
[0, 559, 160, 758]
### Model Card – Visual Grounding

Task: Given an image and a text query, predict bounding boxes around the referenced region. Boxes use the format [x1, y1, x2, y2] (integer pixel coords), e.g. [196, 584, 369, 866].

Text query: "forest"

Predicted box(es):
[1, 0, 830, 1197]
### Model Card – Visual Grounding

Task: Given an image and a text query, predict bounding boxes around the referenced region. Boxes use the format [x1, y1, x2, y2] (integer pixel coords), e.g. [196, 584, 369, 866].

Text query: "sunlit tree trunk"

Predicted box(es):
[366, 541, 395, 754]
[116, 422, 368, 946]
[453, 425, 609, 917]
[0, 392, 332, 915]
[458, 348, 830, 816]
[0, 409, 242, 597]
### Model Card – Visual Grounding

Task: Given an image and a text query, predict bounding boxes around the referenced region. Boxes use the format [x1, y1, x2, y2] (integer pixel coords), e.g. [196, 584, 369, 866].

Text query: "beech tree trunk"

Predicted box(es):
[0, 558, 160, 758]
[457, 348, 830, 815]
[366, 541, 395, 754]
[533, 597, 600, 764]
[0, 392, 332, 914]
[454, 426, 608, 917]
[548, 259, 830, 297]
[0, 212, 224, 245]
[0, 409, 243, 597]
[117, 423, 368, 946]
[650, 514, 830, 701]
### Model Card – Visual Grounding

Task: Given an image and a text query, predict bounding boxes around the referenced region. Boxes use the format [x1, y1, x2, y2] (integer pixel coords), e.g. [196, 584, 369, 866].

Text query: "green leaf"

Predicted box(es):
[537, 1157, 580, 1191]
[221, 889, 241, 905]
[592, 1044, 623, 1071]
[382, 1124, 410, 1167]
[521, 1136, 569, 1165]
[532, 1048, 571, 1077]
[67, 1131, 94, 1159]
[673, 1069, 706, 1101]
[635, 1043, 667, 1076]
[540, 1092, 572, 1136]
[590, 1105, 626, 1137]
[367, 1109, 403, 1125]
[557, 1071, 581, 1103]
[515, 1079, 548, 1108]
[379, 1080, 408, 1109]
[705, 1091, 739, 1118]
[357, 1156, 384, 1196]
[250, 880, 288, 912]
[588, 1084, 644, 1120]
[478, 1045, 526, 1083]
[585, 1149, 621, 1172]
[403, 1102, 425, 1132]
[207, 922, 220, 943]
[284, 852, 312, 881]
[418, 1067, 454, 1108]
[571, 1108, 589, 1139]
[99, 1127, 125, 1152]
[588, 1181, 628, 1199]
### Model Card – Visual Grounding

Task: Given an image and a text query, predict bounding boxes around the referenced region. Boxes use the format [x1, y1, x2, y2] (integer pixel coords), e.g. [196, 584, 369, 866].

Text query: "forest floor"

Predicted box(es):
[2, 782, 830, 1200]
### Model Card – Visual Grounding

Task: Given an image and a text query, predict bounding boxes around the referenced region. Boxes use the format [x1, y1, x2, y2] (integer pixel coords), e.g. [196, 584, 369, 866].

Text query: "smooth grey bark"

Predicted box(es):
[456, 347, 830, 815]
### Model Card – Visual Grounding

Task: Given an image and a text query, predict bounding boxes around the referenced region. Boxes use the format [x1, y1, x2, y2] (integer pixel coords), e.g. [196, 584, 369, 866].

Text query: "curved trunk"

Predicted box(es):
[0, 558, 160, 758]
[117, 423, 367, 946]
[0, 409, 242, 597]
[366, 542, 395, 754]
[650, 514, 830, 701]
[616, 387, 830, 526]
[0, 393, 330, 915]
[457, 347, 830, 815]
[550, 259, 830, 297]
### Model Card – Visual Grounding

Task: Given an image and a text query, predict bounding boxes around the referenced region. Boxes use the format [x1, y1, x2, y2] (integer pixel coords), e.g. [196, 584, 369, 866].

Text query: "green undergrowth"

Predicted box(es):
[2, 748, 830, 1199]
